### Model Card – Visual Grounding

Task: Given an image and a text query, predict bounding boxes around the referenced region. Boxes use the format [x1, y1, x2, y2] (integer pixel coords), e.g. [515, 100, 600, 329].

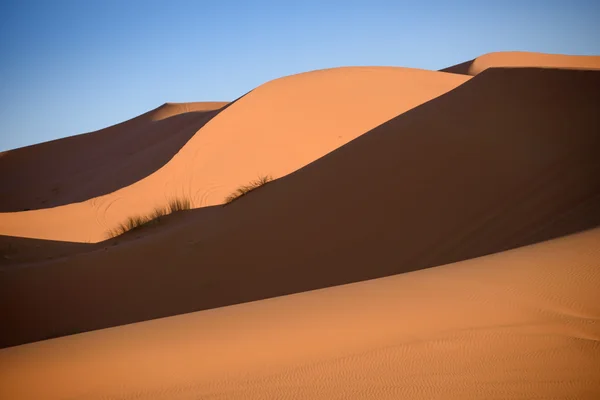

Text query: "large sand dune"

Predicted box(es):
[2, 67, 598, 348]
[442, 51, 600, 75]
[0, 102, 227, 212]
[1, 228, 599, 399]
[0, 67, 469, 242]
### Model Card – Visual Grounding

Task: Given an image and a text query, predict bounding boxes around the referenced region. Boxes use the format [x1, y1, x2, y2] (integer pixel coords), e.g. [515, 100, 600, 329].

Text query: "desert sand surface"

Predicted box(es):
[1, 228, 599, 400]
[442, 51, 600, 75]
[0, 67, 470, 242]
[1, 52, 599, 399]
[0, 102, 227, 212]
[1, 67, 599, 348]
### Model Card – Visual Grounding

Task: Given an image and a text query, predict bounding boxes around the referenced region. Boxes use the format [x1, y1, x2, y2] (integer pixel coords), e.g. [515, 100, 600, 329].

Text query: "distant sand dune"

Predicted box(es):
[0, 67, 469, 242]
[0, 102, 227, 212]
[442, 51, 600, 75]
[1, 228, 599, 399]
[1, 67, 598, 348]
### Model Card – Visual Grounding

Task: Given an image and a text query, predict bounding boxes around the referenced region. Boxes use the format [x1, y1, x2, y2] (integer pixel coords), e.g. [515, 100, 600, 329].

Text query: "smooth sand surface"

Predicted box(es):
[0, 102, 227, 212]
[1, 228, 599, 399]
[0, 235, 94, 268]
[2, 67, 598, 348]
[0, 67, 469, 242]
[442, 51, 600, 75]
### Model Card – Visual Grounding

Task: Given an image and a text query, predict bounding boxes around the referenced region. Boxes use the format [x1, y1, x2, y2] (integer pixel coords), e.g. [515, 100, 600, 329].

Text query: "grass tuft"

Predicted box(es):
[224, 175, 273, 204]
[167, 197, 192, 213]
[106, 196, 192, 239]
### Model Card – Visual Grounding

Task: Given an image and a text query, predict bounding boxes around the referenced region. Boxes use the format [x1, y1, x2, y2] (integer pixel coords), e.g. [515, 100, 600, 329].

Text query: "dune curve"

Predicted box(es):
[0, 67, 470, 242]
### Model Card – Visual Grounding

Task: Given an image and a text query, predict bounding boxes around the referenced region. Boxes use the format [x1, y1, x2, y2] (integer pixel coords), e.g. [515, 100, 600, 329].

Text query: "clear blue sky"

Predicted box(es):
[1, 0, 598, 151]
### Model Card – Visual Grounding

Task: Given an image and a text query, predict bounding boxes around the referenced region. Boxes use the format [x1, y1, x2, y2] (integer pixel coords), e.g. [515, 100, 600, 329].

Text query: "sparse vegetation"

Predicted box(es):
[167, 197, 191, 213]
[224, 175, 273, 204]
[106, 197, 192, 238]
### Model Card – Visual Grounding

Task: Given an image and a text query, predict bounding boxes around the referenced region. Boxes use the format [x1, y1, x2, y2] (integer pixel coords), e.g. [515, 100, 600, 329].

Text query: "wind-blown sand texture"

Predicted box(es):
[1, 229, 599, 399]
[1, 52, 599, 399]
[0, 67, 469, 242]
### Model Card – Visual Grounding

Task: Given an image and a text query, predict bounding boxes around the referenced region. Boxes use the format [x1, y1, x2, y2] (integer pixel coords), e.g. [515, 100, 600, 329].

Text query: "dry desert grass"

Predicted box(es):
[224, 175, 273, 204]
[106, 197, 192, 238]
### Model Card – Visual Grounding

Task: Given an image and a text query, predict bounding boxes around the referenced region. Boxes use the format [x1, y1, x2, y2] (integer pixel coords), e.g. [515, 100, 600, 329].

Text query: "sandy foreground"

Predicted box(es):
[1, 228, 599, 399]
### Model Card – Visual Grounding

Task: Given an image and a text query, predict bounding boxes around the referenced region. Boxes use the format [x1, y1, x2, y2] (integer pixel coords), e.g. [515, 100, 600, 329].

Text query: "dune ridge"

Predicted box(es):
[0, 102, 227, 212]
[0, 67, 469, 242]
[1, 67, 598, 348]
[1, 228, 599, 399]
[442, 51, 600, 75]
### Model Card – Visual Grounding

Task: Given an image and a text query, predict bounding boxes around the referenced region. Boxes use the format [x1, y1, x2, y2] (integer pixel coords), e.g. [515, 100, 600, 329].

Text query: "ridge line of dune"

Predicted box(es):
[441, 51, 600, 75]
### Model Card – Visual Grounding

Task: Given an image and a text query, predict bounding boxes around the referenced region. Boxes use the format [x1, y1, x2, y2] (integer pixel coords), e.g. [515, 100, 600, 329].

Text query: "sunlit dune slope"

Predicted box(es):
[442, 51, 600, 75]
[1, 228, 599, 399]
[0, 67, 469, 242]
[1, 68, 598, 348]
[0, 102, 227, 211]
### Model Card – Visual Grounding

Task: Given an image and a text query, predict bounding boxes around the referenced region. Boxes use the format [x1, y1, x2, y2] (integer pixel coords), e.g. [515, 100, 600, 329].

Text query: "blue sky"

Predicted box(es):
[1, 0, 598, 151]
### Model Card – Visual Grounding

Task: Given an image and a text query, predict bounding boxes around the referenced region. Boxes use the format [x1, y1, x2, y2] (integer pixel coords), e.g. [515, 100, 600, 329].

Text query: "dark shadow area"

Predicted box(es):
[0, 102, 228, 212]
[0, 235, 95, 268]
[0, 205, 210, 269]
[1, 68, 599, 348]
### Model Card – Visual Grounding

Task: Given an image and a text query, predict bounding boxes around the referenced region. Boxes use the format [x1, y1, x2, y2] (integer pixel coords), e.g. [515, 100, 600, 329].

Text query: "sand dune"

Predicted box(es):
[1, 67, 598, 348]
[1, 228, 599, 399]
[0, 102, 227, 212]
[1, 51, 599, 399]
[0, 67, 469, 242]
[442, 51, 600, 75]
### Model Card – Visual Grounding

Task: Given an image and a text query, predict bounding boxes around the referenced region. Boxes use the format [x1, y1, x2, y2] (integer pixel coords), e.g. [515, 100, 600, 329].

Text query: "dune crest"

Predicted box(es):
[442, 51, 600, 75]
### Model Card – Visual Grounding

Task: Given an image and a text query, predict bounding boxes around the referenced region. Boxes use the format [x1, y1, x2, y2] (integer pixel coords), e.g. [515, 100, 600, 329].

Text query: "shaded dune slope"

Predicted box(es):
[442, 51, 600, 75]
[0, 236, 94, 269]
[1, 67, 599, 347]
[1, 228, 599, 399]
[0, 102, 227, 211]
[0, 67, 469, 242]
